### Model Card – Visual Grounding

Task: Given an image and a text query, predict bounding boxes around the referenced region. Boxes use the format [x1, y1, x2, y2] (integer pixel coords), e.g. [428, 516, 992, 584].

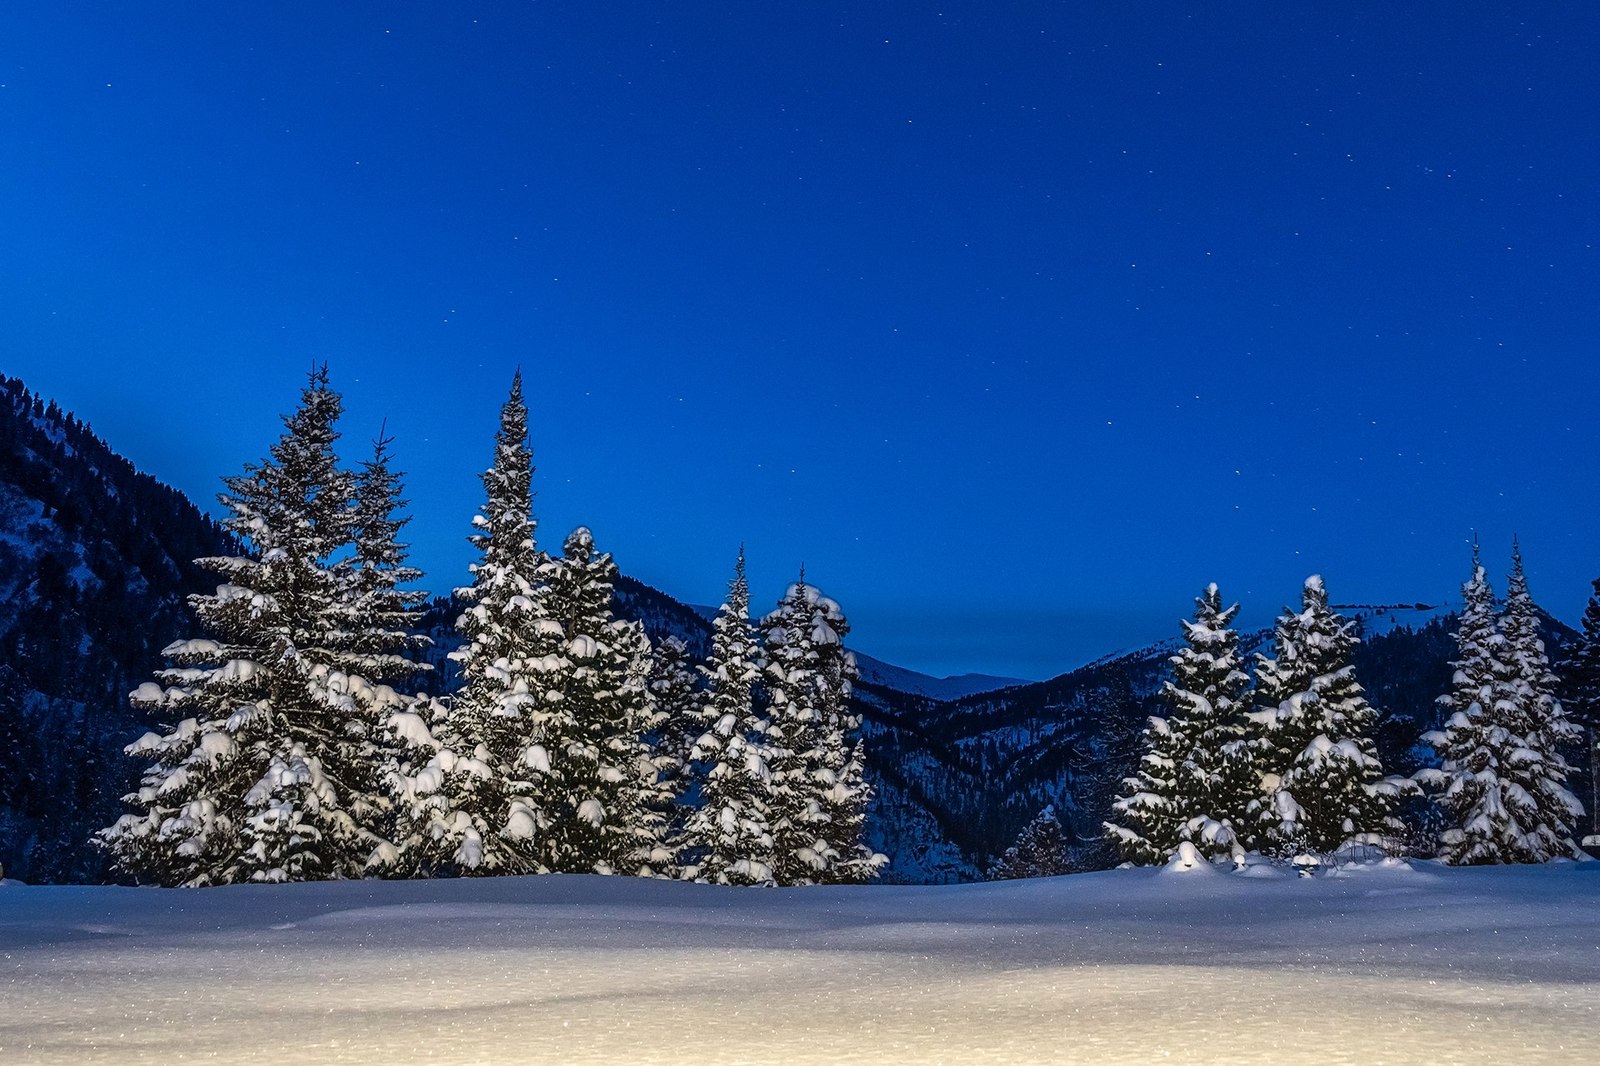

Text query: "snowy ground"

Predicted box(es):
[2, 861, 1597, 1064]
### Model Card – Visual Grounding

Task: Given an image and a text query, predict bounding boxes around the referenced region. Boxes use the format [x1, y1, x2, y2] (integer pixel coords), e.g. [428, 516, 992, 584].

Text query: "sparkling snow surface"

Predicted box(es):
[2, 862, 1597, 1064]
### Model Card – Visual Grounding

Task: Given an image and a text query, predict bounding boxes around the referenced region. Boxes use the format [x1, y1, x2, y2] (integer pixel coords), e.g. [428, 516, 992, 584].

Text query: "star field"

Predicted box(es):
[1, 4, 1595, 677]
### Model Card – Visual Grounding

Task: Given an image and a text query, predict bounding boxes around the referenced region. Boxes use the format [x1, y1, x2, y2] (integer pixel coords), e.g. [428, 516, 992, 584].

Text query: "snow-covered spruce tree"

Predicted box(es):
[1105, 585, 1254, 864]
[646, 635, 701, 845]
[617, 616, 677, 874]
[1104, 704, 1188, 865]
[759, 577, 828, 885]
[1557, 576, 1600, 834]
[1248, 576, 1404, 855]
[337, 430, 432, 687]
[1419, 547, 1539, 863]
[328, 430, 434, 861]
[989, 805, 1074, 880]
[790, 582, 882, 883]
[1497, 543, 1582, 856]
[396, 371, 551, 875]
[101, 368, 375, 885]
[367, 691, 463, 876]
[529, 527, 670, 875]
[1171, 585, 1255, 858]
[680, 550, 777, 885]
[1248, 581, 1329, 823]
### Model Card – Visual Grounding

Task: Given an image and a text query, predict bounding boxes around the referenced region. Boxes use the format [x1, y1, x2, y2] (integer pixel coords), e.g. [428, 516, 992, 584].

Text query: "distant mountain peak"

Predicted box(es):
[852, 653, 1029, 701]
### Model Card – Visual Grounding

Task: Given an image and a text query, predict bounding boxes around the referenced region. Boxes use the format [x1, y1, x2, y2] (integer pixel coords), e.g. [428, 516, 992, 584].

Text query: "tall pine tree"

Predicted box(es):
[1170, 585, 1254, 857]
[330, 430, 433, 865]
[1248, 576, 1403, 855]
[1557, 576, 1600, 838]
[1106, 584, 1253, 864]
[760, 577, 829, 884]
[1422, 545, 1529, 862]
[792, 582, 881, 883]
[646, 635, 701, 858]
[1498, 543, 1582, 857]
[400, 371, 551, 875]
[529, 527, 668, 875]
[680, 550, 776, 885]
[338, 430, 431, 687]
[101, 368, 373, 884]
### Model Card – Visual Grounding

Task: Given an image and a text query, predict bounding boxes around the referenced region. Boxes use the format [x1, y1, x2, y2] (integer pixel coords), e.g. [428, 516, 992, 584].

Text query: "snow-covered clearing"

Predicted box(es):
[2, 861, 1597, 1064]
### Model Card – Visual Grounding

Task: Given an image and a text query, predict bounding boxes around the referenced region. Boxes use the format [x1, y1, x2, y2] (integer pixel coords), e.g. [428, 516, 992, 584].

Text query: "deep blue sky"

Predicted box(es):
[3, 4, 1597, 679]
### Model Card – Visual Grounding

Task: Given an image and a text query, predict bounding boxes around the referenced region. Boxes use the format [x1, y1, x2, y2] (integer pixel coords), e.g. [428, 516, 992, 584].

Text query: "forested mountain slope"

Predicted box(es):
[0, 376, 229, 881]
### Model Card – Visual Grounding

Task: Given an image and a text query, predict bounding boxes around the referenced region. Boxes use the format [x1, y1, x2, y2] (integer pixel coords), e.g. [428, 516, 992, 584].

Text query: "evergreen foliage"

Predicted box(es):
[528, 527, 669, 875]
[760, 578, 829, 884]
[804, 587, 883, 883]
[646, 635, 701, 849]
[369, 693, 458, 876]
[332, 431, 433, 861]
[1071, 673, 1147, 870]
[338, 431, 431, 687]
[680, 551, 776, 884]
[1556, 576, 1600, 835]
[399, 371, 550, 875]
[369, 380, 672, 881]
[761, 578, 883, 884]
[0, 666, 29, 877]
[100, 368, 397, 885]
[1424, 543, 1582, 863]
[1106, 584, 1253, 863]
[1105, 704, 1188, 865]
[988, 805, 1074, 880]
[1248, 576, 1403, 855]
[1171, 585, 1254, 856]
[1498, 543, 1583, 852]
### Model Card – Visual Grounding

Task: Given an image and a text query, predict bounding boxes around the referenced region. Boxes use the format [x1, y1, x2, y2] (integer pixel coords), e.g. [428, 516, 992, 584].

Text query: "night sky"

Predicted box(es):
[3, 4, 1597, 679]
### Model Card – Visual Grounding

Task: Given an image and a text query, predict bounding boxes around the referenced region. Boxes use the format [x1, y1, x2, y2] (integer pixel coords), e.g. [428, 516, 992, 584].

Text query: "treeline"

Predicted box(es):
[1003, 550, 1592, 876]
[95, 369, 882, 887]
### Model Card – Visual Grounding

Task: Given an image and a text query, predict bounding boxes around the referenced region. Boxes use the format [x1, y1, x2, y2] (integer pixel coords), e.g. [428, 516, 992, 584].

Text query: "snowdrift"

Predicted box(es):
[1, 862, 1597, 1064]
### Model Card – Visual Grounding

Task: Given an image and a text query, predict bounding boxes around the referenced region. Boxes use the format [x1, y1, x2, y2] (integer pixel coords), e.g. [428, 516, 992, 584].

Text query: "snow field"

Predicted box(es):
[2, 861, 1597, 1064]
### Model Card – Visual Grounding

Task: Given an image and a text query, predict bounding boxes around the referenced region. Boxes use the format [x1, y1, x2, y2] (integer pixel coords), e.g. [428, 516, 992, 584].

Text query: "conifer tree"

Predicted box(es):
[368, 693, 464, 876]
[1557, 576, 1600, 835]
[406, 371, 551, 875]
[338, 430, 431, 687]
[1421, 543, 1582, 863]
[1171, 585, 1254, 857]
[1498, 543, 1582, 856]
[989, 805, 1074, 880]
[1106, 584, 1253, 864]
[612, 615, 677, 875]
[1248, 576, 1403, 855]
[330, 430, 433, 861]
[760, 577, 829, 884]
[680, 550, 776, 885]
[1420, 546, 1538, 863]
[100, 368, 372, 885]
[1105, 708, 1188, 865]
[529, 527, 668, 875]
[1076, 672, 1145, 869]
[646, 635, 701, 842]
[791, 582, 882, 883]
